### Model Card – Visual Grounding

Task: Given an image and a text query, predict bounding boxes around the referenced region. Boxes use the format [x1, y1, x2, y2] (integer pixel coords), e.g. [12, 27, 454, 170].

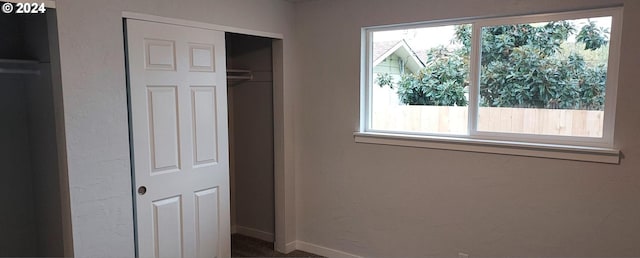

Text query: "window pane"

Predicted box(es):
[370, 24, 471, 135]
[478, 17, 611, 138]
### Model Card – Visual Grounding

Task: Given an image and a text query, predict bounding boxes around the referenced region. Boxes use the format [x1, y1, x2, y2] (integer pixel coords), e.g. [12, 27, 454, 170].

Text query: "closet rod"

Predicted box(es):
[227, 69, 251, 73]
[0, 68, 41, 75]
[227, 75, 253, 80]
[227, 69, 253, 81]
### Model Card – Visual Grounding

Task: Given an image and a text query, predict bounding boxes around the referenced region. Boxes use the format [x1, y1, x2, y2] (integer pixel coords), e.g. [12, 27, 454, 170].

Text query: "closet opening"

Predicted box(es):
[226, 32, 278, 256]
[0, 4, 66, 257]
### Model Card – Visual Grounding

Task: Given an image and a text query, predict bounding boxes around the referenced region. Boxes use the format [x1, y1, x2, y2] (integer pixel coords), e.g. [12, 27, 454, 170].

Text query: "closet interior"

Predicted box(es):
[0, 6, 65, 257]
[226, 33, 276, 246]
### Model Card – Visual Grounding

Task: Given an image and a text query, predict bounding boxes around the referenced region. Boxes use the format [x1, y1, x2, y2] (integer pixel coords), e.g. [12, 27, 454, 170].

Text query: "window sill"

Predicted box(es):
[353, 132, 620, 164]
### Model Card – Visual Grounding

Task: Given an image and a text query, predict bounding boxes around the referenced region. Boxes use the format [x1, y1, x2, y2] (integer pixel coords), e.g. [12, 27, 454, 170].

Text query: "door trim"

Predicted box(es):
[122, 12, 283, 39]
[122, 12, 294, 254]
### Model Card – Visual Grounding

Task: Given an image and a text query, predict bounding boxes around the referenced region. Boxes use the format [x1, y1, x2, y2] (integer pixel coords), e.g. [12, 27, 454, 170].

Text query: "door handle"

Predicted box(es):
[138, 186, 147, 195]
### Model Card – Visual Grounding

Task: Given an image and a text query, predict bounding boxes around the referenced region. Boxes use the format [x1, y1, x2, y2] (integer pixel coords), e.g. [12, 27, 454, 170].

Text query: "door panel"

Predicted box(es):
[194, 188, 219, 258]
[126, 19, 230, 258]
[147, 86, 180, 173]
[188, 44, 216, 72]
[152, 196, 183, 258]
[191, 86, 218, 166]
[145, 39, 176, 70]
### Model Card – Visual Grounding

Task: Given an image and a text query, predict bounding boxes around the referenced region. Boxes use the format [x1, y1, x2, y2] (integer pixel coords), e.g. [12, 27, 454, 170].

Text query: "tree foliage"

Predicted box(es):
[395, 47, 468, 106]
[377, 19, 610, 110]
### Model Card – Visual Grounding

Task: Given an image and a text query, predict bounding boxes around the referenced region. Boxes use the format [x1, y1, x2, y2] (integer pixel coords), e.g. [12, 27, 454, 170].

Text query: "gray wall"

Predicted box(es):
[228, 34, 275, 239]
[292, 0, 640, 257]
[53, 0, 297, 256]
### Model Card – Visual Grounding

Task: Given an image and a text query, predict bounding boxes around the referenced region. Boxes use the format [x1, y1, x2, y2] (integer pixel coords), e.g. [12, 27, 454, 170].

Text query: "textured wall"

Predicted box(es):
[293, 0, 640, 257]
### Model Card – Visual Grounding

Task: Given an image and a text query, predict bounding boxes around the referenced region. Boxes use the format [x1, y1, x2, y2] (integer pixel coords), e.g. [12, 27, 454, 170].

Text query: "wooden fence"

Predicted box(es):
[371, 106, 604, 137]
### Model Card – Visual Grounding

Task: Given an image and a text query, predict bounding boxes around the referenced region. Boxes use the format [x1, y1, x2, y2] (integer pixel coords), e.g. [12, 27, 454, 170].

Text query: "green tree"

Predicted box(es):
[377, 46, 469, 106]
[378, 19, 610, 110]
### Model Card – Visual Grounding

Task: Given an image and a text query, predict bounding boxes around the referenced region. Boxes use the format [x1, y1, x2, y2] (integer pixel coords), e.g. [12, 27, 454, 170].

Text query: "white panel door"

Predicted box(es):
[126, 19, 230, 258]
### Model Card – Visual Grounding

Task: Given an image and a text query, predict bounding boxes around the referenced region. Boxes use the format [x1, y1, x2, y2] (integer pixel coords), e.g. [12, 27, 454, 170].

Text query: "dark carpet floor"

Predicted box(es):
[232, 234, 323, 257]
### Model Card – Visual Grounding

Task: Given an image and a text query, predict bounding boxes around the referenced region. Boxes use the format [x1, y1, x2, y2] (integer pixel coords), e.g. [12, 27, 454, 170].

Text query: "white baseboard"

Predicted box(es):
[282, 241, 297, 254]
[234, 225, 274, 242]
[295, 240, 362, 258]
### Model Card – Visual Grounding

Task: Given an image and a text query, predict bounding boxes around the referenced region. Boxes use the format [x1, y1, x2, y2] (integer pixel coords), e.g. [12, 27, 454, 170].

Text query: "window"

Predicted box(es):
[361, 8, 622, 152]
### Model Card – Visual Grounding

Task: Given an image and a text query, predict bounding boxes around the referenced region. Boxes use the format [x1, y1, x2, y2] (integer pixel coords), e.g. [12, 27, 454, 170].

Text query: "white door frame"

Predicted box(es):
[122, 12, 295, 254]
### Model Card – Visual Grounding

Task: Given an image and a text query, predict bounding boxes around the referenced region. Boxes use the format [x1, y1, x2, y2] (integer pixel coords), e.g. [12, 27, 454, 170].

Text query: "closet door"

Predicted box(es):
[126, 19, 230, 258]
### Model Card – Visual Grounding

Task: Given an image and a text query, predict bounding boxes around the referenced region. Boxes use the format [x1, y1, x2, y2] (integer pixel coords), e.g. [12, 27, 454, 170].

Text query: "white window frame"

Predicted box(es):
[358, 7, 623, 163]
